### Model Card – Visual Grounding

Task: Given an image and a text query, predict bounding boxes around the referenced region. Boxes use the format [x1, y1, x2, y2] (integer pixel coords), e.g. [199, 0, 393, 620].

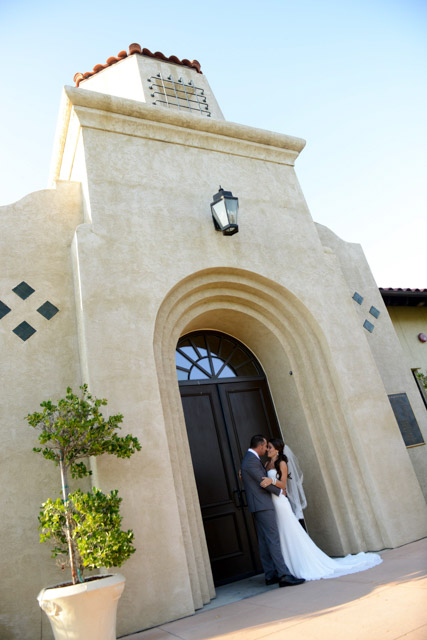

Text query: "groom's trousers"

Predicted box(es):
[254, 509, 291, 579]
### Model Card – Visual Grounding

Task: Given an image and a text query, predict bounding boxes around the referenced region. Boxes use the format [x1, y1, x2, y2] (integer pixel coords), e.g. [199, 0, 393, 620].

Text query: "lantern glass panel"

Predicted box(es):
[212, 199, 229, 229]
[225, 198, 238, 224]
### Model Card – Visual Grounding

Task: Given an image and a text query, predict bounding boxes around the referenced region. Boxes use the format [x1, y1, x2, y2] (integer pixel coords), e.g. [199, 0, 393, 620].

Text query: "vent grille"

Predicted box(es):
[148, 73, 210, 117]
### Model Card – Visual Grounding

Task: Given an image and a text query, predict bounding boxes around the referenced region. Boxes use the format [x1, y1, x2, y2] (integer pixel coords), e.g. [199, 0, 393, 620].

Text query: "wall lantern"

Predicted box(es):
[210, 187, 239, 236]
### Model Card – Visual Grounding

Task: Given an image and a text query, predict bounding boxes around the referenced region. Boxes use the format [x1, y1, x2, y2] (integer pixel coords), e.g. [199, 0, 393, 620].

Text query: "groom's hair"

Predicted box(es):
[250, 434, 267, 449]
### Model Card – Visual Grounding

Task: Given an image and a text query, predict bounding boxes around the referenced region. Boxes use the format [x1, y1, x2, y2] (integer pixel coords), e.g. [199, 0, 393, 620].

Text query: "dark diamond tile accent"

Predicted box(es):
[37, 301, 59, 320]
[363, 319, 374, 333]
[13, 321, 36, 341]
[352, 292, 364, 305]
[12, 281, 35, 300]
[369, 306, 380, 319]
[0, 300, 11, 319]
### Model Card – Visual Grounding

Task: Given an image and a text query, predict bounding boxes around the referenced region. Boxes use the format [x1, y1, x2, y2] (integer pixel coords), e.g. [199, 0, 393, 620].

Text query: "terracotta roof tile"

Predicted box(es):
[74, 43, 202, 86]
[379, 288, 427, 293]
[379, 287, 427, 307]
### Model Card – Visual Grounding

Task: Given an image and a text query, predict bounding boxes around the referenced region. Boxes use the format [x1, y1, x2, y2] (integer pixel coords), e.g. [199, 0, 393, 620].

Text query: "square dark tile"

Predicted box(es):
[13, 321, 36, 341]
[0, 300, 11, 319]
[369, 306, 380, 319]
[352, 292, 364, 305]
[37, 301, 59, 320]
[363, 319, 374, 333]
[12, 281, 35, 300]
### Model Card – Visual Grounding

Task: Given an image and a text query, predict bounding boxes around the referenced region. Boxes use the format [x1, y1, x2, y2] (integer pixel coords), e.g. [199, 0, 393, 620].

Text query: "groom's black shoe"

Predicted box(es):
[265, 575, 280, 585]
[278, 574, 305, 587]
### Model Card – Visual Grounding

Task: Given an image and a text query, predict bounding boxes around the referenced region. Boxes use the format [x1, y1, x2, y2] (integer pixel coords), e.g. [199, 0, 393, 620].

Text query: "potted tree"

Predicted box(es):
[26, 385, 141, 640]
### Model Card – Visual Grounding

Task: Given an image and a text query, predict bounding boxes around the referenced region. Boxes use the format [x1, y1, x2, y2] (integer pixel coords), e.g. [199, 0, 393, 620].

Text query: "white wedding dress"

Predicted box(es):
[268, 470, 383, 580]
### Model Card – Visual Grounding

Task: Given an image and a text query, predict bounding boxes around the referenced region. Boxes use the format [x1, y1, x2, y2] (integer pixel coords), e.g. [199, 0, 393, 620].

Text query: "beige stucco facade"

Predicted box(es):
[382, 299, 427, 495]
[387, 305, 427, 374]
[1, 51, 426, 639]
[315, 227, 427, 498]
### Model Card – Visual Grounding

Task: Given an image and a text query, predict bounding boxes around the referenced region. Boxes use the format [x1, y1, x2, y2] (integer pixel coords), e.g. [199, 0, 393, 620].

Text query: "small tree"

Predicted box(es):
[27, 385, 141, 585]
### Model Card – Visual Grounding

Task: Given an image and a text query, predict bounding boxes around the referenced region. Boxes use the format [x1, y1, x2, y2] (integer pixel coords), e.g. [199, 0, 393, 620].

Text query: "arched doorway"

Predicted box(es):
[176, 330, 282, 585]
[154, 267, 391, 610]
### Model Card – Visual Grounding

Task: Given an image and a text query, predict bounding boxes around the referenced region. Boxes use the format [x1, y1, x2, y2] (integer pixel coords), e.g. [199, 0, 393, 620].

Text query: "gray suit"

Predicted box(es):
[241, 449, 291, 580]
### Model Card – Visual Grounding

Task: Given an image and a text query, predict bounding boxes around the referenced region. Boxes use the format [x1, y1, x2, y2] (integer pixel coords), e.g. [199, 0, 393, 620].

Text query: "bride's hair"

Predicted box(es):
[269, 438, 291, 480]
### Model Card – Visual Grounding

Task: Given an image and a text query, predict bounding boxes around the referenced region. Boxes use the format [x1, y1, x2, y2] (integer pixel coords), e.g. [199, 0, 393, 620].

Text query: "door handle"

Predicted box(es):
[240, 489, 248, 507]
[232, 489, 242, 509]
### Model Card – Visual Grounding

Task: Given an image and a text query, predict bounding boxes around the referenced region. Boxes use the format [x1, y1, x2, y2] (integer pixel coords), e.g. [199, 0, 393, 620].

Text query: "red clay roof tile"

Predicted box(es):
[379, 288, 427, 293]
[74, 43, 202, 86]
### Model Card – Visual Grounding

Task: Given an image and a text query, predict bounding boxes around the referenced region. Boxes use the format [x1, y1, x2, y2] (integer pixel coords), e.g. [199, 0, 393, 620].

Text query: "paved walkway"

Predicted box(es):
[122, 538, 427, 640]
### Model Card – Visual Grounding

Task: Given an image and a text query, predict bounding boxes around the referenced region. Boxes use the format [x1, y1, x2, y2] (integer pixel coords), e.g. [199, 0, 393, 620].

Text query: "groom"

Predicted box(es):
[241, 434, 305, 587]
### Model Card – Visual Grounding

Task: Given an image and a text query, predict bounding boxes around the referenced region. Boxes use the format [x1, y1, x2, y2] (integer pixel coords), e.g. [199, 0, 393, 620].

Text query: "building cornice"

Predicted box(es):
[49, 86, 306, 185]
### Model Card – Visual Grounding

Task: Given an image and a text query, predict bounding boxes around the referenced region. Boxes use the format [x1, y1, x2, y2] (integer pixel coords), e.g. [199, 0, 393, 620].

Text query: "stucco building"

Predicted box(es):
[0, 44, 426, 639]
[380, 287, 427, 389]
[380, 287, 427, 453]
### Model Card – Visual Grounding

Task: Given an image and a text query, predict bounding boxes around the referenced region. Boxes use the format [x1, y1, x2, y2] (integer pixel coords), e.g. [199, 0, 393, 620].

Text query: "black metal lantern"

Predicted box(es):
[210, 187, 239, 236]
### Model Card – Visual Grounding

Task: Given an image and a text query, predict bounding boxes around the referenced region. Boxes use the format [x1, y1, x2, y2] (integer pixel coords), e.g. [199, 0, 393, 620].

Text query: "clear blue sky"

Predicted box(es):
[1, 0, 426, 287]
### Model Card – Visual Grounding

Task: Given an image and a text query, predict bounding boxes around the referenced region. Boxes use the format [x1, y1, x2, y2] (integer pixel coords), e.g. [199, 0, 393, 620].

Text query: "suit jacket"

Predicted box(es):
[241, 450, 281, 512]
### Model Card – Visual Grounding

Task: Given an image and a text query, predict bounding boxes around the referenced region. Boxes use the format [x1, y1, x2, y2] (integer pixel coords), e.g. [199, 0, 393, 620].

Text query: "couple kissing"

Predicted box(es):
[241, 434, 382, 584]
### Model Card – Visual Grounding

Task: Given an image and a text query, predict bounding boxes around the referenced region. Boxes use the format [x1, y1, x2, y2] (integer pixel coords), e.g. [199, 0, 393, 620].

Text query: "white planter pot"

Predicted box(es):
[38, 573, 125, 640]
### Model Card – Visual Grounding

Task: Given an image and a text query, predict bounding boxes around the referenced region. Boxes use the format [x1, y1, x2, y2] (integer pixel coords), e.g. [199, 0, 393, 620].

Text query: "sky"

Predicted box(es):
[0, 0, 426, 287]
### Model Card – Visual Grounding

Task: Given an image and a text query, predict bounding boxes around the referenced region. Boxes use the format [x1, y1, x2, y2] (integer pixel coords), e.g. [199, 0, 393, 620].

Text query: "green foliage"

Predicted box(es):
[27, 385, 141, 478]
[27, 385, 141, 583]
[416, 370, 427, 389]
[39, 489, 136, 571]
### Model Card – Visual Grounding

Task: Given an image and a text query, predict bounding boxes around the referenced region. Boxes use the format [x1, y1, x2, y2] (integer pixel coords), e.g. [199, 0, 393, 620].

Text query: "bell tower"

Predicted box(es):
[73, 43, 224, 120]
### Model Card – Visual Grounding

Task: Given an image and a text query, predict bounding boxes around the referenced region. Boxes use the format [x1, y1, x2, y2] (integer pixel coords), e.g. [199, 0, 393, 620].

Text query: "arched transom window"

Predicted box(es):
[176, 331, 263, 382]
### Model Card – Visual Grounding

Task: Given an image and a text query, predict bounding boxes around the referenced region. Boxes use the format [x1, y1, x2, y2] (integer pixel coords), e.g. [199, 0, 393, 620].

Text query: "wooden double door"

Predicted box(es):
[180, 378, 282, 585]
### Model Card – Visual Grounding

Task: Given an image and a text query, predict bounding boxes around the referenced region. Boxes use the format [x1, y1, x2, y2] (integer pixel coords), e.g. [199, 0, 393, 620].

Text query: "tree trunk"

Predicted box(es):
[59, 457, 81, 584]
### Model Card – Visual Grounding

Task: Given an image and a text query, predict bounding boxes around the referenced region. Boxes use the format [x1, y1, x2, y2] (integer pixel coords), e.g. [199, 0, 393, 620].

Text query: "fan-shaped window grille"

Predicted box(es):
[176, 331, 263, 382]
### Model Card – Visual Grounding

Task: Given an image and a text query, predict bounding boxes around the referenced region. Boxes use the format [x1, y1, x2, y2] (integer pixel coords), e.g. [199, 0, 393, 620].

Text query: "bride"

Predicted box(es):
[260, 438, 383, 580]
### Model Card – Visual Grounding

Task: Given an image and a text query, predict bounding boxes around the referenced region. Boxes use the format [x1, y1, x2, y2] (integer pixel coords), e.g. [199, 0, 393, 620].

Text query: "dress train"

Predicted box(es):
[268, 470, 382, 580]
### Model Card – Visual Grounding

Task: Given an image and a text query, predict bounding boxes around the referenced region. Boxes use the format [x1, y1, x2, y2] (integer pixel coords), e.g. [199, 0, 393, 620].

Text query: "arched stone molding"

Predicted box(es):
[153, 267, 386, 607]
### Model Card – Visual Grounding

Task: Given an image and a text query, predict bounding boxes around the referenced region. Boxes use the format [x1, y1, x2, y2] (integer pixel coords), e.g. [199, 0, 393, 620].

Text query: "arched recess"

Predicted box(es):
[153, 267, 385, 609]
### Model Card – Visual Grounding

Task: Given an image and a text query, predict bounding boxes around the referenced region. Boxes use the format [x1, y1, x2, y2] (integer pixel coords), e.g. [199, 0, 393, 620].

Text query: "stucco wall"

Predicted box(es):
[387, 306, 427, 373]
[315, 223, 427, 499]
[0, 182, 84, 640]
